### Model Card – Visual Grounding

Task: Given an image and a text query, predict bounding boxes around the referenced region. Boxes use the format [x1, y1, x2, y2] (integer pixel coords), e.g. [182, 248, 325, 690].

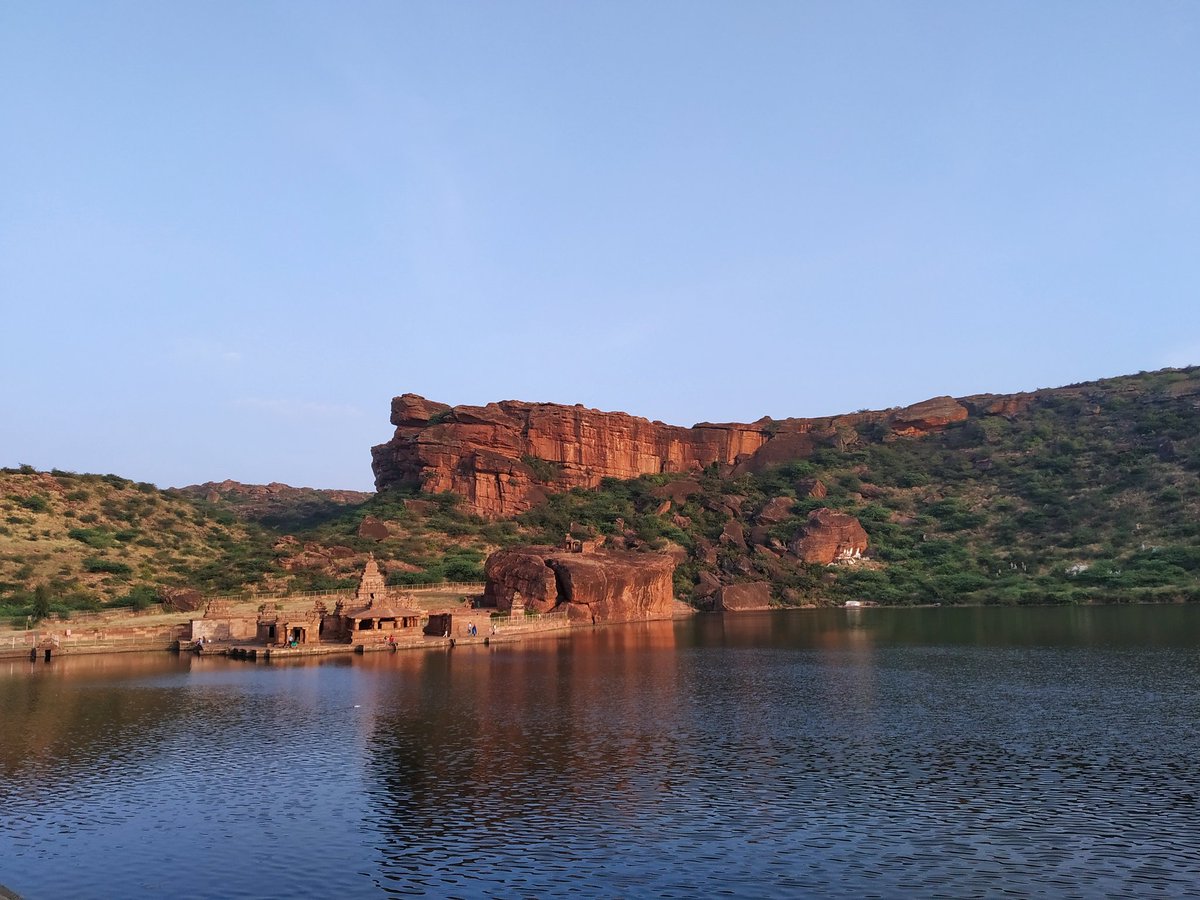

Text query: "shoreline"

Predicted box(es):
[0, 604, 698, 662]
[4, 599, 1194, 662]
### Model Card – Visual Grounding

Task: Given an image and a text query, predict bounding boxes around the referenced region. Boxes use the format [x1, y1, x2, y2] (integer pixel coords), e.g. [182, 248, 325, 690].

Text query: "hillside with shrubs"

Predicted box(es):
[3, 367, 1199, 623]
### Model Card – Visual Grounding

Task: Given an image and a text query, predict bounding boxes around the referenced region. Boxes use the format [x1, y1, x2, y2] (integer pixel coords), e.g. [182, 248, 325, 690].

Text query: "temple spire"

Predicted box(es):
[355, 553, 388, 606]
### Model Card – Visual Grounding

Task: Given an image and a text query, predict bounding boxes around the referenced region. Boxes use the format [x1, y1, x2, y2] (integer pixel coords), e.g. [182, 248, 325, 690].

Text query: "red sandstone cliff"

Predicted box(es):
[370, 393, 997, 518]
[372, 395, 772, 518]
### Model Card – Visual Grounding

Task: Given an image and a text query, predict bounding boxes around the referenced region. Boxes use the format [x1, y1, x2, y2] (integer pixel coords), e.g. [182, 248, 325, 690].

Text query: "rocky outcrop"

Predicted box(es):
[357, 515, 391, 541]
[756, 496, 795, 525]
[716, 582, 773, 611]
[789, 508, 869, 565]
[371, 387, 1034, 518]
[483, 546, 560, 613]
[161, 587, 204, 612]
[796, 478, 827, 499]
[888, 397, 969, 436]
[372, 395, 771, 518]
[174, 481, 373, 523]
[483, 546, 676, 623]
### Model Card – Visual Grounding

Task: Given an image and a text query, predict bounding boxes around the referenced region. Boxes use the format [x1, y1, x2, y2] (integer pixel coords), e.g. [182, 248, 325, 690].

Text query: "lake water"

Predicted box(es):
[2, 606, 1200, 898]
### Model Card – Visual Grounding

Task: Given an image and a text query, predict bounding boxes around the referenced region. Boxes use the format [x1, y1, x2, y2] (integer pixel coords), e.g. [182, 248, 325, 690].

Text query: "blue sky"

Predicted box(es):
[2, 1, 1198, 490]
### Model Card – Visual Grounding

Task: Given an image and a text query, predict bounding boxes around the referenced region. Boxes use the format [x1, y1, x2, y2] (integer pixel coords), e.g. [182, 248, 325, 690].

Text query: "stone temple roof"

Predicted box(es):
[344, 602, 424, 620]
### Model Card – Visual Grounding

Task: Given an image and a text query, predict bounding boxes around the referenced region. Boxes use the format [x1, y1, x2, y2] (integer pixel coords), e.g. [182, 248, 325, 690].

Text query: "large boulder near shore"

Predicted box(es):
[716, 582, 773, 611]
[483, 546, 560, 613]
[484, 546, 676, 623]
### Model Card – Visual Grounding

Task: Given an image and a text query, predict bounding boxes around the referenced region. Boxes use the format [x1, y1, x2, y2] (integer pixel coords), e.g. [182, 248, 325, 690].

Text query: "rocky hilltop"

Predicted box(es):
[173, 480, 373, 527]
[371, 392, 985, 518]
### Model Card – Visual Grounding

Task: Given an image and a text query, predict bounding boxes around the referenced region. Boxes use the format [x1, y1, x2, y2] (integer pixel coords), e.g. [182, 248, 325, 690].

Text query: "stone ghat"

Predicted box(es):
[0, 622, 191, 659]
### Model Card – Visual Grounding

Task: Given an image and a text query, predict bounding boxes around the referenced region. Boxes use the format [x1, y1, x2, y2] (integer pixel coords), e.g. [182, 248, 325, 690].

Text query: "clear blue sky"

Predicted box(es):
[2, 2, 1198, 490]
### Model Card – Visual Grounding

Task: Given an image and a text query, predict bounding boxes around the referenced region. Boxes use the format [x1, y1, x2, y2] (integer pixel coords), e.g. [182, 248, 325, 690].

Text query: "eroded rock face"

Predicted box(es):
[796, 478, 827, 499]
[483, 546, 559, 613]
[371, 389, 1015, 518]
[483, 546, 676, 623]
[161, 587, 204, 612]
[716, 582, 773, 611]
[357, 515, 390, 541]
[372, 395, 769, 518]
[789, 508, 869, 565]
[756, 496, 795, 525]
[888, 397, 968, 436]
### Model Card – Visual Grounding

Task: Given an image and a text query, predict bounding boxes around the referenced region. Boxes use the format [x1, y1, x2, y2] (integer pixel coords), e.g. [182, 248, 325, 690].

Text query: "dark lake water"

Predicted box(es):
[3, 606, 1200, 898]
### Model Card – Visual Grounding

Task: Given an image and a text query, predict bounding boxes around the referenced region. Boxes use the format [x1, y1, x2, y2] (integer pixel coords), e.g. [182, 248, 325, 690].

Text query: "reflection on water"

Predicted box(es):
[3, 607, 1200, 897]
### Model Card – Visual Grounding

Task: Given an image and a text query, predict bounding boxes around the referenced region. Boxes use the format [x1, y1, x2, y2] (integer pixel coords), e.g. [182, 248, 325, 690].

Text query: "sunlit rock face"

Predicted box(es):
[789, 508, 870, 565]
[371, 394, 769, 518]
[371, 391, 1011, 519]
[483, 545, 676, 623]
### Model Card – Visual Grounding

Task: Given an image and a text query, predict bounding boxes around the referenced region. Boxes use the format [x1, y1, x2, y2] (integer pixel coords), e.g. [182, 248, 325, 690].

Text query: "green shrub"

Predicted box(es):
[68, 527, 115, 548]
[83, 558, 132, 576]
[111, 584, 158, 611]
[521, 455, 563, 482]
[19, 495, 49, 513]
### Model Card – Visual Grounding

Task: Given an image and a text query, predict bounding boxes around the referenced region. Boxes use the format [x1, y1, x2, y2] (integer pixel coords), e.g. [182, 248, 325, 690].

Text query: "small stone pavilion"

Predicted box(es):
[256, 600, 328, 647]
[327, 555, 423, 646]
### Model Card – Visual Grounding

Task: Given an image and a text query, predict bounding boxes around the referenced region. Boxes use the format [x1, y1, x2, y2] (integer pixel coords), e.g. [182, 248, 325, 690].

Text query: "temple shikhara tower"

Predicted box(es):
[356, 554, 388, 604]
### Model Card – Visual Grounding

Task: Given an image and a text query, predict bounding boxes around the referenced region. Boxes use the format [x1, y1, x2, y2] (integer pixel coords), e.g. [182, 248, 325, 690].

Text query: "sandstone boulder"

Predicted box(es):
[391, 393, 453, 427]
[357, 515, 391, 541]
[719, 520, 746, 547]
[789, 508, 869, 565]
[756, 496, 794, 525]
[716, 582, 772, 611]
[483, 546, 676, 623]
[695, 570, 722, 598]
[549, 551, 676, 624]
[483, 547, 559, 613]
[796, 478, 827, 499]
[651, 479, 702, 505]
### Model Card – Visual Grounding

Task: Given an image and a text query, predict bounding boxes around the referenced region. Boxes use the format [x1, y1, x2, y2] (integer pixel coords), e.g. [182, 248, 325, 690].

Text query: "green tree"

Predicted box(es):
[32, 583, 52, 620]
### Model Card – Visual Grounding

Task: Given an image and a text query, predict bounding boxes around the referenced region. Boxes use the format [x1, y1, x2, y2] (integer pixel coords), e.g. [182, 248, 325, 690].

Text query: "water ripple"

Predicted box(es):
[2, 611, 1200, 897]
